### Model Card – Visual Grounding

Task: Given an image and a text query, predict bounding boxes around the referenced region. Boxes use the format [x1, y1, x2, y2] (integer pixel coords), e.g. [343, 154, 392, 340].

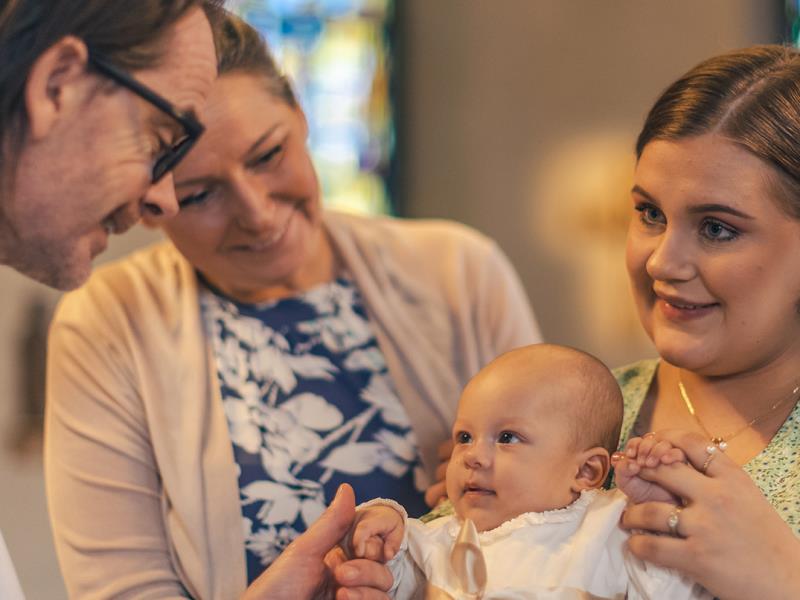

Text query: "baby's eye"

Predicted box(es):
[497, 431, 521, 444]
[455, 431, 472, 444]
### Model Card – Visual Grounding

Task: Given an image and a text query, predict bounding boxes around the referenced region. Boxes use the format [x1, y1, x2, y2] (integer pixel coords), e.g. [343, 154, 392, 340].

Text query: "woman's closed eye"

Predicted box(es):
[497, 431, 521, 444]
[250, 143, 285, 169]
[178, 188, 213, 209]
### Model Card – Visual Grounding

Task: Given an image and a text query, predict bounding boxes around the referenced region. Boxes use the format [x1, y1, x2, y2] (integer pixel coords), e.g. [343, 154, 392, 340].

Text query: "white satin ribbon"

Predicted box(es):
[426, 519, 486, 600]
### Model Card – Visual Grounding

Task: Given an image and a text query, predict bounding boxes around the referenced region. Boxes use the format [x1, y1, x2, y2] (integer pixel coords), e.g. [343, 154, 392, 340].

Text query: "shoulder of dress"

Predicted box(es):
[325, 210, 496, 255]
[612, 358, 658, 390]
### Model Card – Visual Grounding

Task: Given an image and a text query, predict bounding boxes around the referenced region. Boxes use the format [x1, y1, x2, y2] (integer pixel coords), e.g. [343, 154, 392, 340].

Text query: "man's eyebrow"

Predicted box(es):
[149, 110, 182, 141]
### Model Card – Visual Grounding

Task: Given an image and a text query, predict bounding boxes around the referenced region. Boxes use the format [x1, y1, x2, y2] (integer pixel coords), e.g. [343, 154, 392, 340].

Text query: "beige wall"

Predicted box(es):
[399, 0, 782, 366]
[0, 2, 782, 597]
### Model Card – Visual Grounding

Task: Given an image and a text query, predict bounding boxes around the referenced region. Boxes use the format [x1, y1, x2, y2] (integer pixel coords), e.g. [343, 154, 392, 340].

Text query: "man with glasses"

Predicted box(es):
[0, 1, 390, 598]
[0, 1, 217, 290]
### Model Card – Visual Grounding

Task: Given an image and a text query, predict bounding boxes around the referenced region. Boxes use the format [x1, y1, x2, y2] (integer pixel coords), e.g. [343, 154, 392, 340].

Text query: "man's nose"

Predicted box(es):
[141, 172, 180, 223]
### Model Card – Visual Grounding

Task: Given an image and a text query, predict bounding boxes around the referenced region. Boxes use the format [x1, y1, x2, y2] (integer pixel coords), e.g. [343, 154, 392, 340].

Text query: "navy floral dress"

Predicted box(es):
[200, 277, 429, 582]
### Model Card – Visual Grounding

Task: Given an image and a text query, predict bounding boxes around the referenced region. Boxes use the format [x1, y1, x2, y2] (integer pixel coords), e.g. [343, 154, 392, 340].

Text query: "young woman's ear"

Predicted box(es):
[571, 447, 611, 493]
[25, 36, 91, 141]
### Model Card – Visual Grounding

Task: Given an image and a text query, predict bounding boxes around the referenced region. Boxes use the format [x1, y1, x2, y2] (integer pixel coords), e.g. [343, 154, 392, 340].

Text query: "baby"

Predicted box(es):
[345, 344, 709, 599]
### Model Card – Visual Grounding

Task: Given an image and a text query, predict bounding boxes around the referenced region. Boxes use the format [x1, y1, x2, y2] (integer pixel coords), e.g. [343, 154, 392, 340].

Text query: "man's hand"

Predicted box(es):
[348, 505, 405, 563]
[424, 439, 453, 508]
[241, 484, 393, 600]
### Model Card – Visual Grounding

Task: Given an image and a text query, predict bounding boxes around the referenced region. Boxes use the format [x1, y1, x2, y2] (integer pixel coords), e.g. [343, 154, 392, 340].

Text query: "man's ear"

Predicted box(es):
[25, 36, 91, 141]
[570, 447, 611, 493]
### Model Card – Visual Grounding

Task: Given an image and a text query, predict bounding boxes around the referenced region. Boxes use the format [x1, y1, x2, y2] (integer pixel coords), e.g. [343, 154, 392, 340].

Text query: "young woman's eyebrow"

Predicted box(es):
[631, 185, 659, 204]
[686, 203, 754, 219]
[632, 185, 754, 219]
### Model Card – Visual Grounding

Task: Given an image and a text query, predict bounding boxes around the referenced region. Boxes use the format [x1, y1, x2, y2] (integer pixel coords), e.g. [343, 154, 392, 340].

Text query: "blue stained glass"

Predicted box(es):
[232, 0, 395, 216]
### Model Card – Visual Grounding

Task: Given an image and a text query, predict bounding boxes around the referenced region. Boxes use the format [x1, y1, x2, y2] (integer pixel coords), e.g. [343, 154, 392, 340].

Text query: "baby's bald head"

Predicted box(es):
[465, 344, 623, 454]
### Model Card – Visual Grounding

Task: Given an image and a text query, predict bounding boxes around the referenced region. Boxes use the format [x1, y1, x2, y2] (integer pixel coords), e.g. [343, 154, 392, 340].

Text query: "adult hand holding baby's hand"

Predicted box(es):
[620, 430, 800, 600]
[612, 434, 685, 505]
[347, 505, 405, 563]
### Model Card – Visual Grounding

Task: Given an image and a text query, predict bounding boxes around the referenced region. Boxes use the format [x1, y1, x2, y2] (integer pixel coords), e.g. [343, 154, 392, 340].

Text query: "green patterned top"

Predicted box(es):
[614, 359, 800, 537]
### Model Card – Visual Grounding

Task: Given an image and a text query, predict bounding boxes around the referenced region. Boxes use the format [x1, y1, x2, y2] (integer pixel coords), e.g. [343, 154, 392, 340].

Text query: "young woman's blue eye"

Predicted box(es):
[634, 203, 666, 227]
[700, 218, 738, 242]
[497, 431, 520, 444]
[455, 431, 472, 444]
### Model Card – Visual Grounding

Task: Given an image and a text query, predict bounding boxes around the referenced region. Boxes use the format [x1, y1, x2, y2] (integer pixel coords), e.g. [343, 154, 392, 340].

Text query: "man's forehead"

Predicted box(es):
[135, 7, 217, 113]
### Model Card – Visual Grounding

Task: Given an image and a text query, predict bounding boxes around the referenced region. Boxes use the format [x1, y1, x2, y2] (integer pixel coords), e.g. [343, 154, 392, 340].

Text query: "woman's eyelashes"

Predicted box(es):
[250, 143, 285, 169]
[178, 189, 212, 209]
[634, 202, 739, 242]
[634, 202, 666, 227]
[700, 218, 738, 242]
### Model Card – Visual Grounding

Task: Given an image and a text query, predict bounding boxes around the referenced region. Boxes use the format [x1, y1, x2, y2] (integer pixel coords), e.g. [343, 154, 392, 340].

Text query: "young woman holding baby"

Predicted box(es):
[419, 45, 800, 600]
[609, 45, 800, 599]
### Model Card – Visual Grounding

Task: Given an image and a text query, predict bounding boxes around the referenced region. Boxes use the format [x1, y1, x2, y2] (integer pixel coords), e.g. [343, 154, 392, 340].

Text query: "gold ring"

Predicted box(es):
[643, 431, 657, 439]
[701, 451, 716, 474]
[666, 506, 682, 537]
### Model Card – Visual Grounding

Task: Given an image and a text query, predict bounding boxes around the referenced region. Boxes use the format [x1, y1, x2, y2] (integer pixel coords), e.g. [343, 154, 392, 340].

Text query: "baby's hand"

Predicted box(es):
[612, 435, 686, 505]
[346, 504, 405, 563]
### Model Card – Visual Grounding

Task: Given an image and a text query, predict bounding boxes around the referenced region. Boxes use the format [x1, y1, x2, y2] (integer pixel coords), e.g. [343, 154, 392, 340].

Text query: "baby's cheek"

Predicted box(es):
[445, 458, 462, 500]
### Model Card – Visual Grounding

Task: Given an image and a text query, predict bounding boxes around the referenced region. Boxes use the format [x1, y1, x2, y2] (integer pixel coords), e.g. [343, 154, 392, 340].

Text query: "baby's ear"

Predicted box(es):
[571, 447, 610, 493]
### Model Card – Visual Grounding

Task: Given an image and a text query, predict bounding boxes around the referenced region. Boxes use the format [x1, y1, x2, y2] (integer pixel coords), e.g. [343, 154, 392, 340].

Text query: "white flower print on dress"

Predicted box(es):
[202, 279, 428, 576]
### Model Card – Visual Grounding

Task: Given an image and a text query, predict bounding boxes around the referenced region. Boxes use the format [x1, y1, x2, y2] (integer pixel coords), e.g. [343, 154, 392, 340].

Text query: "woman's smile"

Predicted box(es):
[654, 291, 720, 322]
[227, 205, 298, 253]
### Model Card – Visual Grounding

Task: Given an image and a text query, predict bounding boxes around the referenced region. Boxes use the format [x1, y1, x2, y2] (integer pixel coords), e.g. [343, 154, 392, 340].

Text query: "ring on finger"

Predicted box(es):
[666, 506, 683, 537]
[701, 451, 717, 474]
[643, 431, 656, 439]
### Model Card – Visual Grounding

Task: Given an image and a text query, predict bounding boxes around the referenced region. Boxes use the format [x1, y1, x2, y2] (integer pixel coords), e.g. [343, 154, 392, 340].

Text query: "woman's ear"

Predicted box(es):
[571, 447, 611, 493]
[25, 36, 91, 141]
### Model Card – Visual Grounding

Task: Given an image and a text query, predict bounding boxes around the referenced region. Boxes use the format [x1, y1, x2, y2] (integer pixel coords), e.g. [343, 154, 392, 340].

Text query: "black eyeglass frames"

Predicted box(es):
[87, 51, 205, 183]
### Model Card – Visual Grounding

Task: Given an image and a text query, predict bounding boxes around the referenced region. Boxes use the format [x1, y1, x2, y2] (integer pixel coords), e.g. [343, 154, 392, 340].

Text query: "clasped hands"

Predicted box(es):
[612, 430, 800, 600]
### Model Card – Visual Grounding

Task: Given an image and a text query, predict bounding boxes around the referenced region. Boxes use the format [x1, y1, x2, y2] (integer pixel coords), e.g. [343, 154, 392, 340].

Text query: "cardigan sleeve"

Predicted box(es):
[45, 284, 190, 599]
[473, 239, 542, 357]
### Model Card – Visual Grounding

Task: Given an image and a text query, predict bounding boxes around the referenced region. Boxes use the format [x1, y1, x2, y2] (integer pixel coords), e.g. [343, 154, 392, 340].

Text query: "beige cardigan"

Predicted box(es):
[45, 212, 540, 599]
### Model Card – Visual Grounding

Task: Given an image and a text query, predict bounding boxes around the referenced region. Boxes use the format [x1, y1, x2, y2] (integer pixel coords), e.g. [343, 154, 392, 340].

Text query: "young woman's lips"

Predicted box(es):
[656, 297, 719, 321]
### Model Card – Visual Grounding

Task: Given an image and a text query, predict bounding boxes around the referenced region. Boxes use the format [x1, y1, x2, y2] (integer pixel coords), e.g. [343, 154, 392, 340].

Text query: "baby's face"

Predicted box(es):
[446, 369, 583, 532]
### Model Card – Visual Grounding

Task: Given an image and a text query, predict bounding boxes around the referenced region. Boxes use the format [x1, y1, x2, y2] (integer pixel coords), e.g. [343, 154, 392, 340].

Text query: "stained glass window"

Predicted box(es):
[787, 0, 800, 44]
[229, 0, 395, 215]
